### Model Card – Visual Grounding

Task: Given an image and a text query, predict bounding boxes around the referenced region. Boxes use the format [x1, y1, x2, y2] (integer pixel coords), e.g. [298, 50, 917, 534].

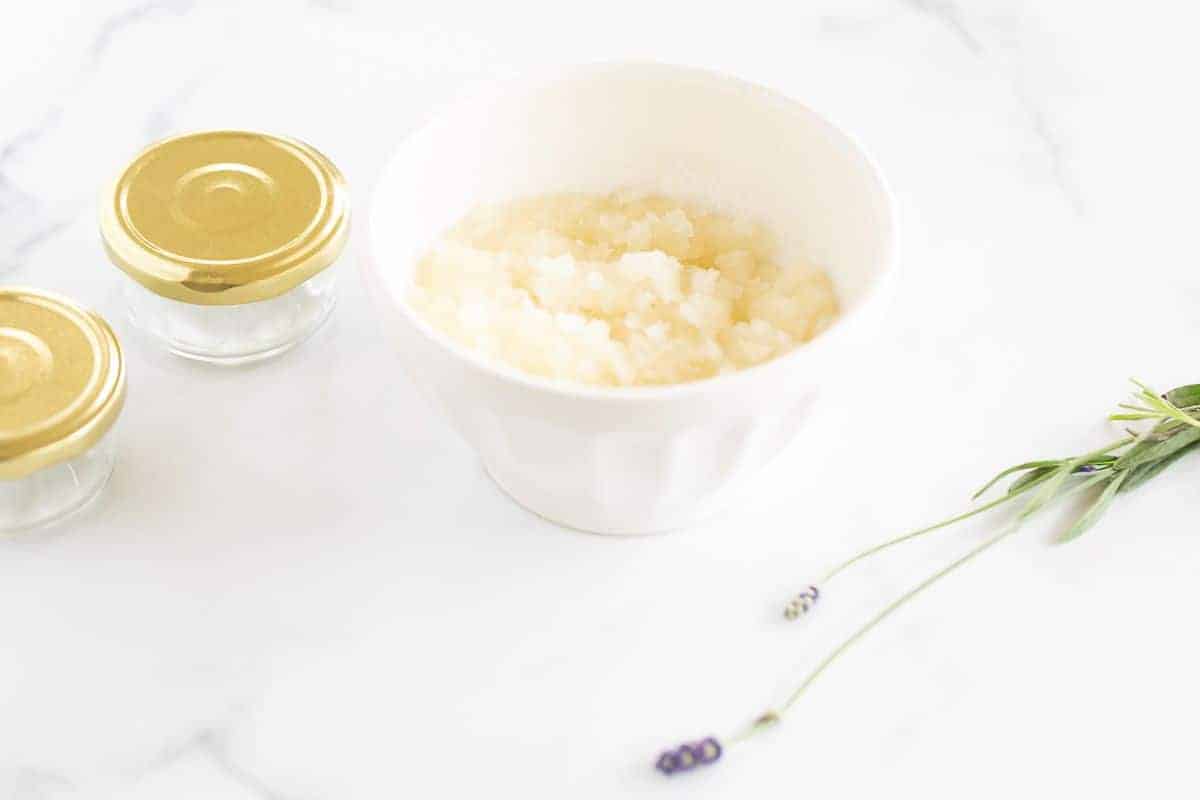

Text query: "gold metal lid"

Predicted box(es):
[0, 288, 126, 480]
[100, 130, 350, 306]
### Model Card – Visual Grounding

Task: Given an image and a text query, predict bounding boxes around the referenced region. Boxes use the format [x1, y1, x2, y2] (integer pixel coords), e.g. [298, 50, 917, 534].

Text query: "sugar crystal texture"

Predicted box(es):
[409, 193, 838, 387]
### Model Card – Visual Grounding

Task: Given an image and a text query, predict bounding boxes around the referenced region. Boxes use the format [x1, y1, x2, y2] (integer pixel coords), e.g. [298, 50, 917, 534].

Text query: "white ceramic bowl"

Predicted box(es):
[364, 63, 897, 534]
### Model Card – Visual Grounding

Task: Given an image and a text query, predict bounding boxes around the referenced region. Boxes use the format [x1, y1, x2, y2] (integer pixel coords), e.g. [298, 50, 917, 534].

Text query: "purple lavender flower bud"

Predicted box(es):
[784, 584, 821, 620]
[655, 737, 723, 775]
[694, 737, 722, 764]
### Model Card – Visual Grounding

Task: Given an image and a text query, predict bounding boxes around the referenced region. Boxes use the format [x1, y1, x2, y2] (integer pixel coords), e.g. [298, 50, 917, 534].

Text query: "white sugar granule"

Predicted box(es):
[409, 192, 838, 387]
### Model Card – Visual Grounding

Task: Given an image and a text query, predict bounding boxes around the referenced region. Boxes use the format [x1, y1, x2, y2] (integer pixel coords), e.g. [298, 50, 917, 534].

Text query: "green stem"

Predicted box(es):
[788, 522, 1017, 715]
[817, 492, 1018, 584]
[744, 475, 1108, 744]
[814, 437, 1133, 589]
[732, 521, 1022, 747]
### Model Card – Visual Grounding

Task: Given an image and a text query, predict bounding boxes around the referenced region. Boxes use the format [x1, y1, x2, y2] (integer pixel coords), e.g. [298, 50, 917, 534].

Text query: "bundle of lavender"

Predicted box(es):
[654, 380, 1200, 776]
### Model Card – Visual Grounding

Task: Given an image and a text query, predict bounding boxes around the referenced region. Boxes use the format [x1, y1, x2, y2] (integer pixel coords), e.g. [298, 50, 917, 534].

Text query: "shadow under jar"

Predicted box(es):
[1, 288, 126, 534]
[100, 131, 350, 365]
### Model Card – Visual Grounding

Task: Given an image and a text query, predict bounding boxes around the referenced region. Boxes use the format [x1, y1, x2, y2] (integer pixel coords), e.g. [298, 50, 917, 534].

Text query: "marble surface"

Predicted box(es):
[3, 1, 1199, 797]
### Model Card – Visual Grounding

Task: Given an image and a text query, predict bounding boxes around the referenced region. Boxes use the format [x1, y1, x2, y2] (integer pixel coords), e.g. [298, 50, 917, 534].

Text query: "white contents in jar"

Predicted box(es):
[409, 192, 838, 387]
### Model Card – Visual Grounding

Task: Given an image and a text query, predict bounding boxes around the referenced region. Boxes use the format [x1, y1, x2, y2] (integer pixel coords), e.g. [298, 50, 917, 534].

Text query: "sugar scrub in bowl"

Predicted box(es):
[409, 192, 839, 386]
[365, 63, 896, 534]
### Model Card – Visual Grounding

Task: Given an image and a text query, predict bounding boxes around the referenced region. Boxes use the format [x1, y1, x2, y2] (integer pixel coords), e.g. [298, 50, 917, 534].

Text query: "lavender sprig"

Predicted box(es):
[777, 442, 1121, 621]
[655, 380, 1200, 776]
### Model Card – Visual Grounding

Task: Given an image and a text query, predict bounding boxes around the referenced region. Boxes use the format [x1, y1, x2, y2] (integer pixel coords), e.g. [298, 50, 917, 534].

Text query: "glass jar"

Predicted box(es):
[1, 288, 126, 534]
[100, 130, 350, 365]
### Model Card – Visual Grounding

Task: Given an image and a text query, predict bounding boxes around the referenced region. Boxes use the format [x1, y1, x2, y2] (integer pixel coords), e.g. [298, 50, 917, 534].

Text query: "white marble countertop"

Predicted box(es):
[3, 1, 1199, 797]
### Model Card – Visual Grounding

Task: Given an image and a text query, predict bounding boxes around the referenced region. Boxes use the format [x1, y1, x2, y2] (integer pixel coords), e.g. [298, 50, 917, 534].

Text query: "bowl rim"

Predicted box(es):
[364, 60, 899, 402]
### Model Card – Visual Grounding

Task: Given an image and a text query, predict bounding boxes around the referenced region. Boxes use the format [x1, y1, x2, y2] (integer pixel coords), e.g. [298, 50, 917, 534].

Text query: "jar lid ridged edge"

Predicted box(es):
[0, 287, 126, 480]
[99, 130, 350, 306]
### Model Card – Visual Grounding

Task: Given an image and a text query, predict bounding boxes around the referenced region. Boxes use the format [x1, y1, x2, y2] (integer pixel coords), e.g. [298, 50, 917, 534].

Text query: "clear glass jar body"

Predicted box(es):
[0, 427, 118, 535]
[124, 267, 338, 365]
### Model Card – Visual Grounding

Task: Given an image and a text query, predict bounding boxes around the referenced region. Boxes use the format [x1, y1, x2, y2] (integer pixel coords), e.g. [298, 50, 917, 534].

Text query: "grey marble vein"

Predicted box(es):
[3, 0, 192, 171]
[87, 0, 196, 67]
[0, 104, 68, 277]
[1018, 93, 1085, 214]
[0, 217, 72, 275]
[196, 731, 298, 800]
[0, 107, 66, 262]
[140, 727, 299, 800]
[1, 767, 76, 800]
[0, 172, 69, 276]
[903, 0, 983, 55]
[0, 108, 64, 168]
[0, 1, 204, 276]
[900, 0, 1084, 215]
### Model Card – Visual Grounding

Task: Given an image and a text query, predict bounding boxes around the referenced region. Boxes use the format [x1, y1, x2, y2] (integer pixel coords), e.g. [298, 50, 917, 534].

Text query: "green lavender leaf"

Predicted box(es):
[1110, 402, 1160, 422]
[1115, 380, 1200, 430]
[1165, 384, 1200, 409]
[1058, 471, 1129, 543]
[1020, 463, 1076, 519]
[1007, 466, 1059, 495]
[973, 460, 1061, 500]
[1016, 436, 1123, 517]
[1114, 426, 1200, 471]
[1120, 438, 1200, 493]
